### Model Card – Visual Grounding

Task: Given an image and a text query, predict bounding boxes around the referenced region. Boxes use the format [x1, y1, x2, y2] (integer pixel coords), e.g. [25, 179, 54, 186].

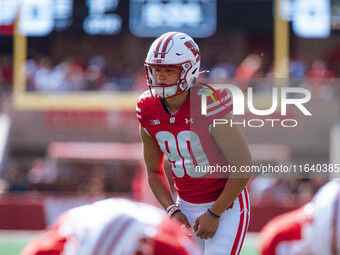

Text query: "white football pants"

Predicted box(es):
[177, 188, 250, 255]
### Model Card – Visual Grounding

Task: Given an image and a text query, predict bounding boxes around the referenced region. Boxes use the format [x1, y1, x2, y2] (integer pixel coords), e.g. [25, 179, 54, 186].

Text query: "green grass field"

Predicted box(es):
[0, 231, 259, 255]
[0, 231, 41, 255]
[240, 233, 259, 255]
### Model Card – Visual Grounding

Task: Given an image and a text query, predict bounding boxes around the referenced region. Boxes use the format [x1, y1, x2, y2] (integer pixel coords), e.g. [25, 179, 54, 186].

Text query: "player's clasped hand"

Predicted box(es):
[193, 212, 220, 240]
[173, 211, 193, 232]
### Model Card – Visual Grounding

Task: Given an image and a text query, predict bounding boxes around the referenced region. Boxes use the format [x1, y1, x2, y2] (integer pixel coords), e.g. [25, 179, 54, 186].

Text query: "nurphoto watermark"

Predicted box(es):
[199, 84, 312, 128]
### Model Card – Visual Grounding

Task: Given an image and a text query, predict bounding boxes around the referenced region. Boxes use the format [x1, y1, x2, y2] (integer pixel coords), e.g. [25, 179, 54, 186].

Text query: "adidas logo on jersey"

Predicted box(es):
[150, 119, 161, 125]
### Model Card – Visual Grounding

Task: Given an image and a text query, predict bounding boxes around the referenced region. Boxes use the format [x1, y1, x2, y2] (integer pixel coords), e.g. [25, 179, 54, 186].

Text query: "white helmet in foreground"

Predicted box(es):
[144, 32, 201, 99]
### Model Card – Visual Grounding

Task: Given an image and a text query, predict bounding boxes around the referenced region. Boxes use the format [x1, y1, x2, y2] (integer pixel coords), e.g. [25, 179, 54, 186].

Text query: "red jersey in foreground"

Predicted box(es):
[137, 86, 233, 203]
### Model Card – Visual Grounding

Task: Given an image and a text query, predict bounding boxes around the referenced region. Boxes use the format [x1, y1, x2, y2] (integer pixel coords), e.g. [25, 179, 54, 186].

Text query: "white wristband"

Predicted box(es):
[166, 204, 176, 213]
[167, 206, 180, 217]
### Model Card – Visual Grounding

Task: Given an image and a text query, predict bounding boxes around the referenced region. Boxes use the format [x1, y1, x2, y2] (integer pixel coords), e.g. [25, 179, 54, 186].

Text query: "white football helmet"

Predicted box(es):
[144, 32, 201, 99]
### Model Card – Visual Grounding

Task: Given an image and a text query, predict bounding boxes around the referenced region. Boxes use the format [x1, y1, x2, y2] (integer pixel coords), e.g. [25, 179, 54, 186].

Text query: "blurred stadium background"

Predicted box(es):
[0, 0, 339, 254]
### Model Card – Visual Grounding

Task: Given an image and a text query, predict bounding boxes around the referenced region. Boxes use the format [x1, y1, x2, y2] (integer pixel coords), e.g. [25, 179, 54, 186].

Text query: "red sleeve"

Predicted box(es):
[20, 212, 70, 255]
[136, 90, 153, 128]
[259, 207, 305, 255]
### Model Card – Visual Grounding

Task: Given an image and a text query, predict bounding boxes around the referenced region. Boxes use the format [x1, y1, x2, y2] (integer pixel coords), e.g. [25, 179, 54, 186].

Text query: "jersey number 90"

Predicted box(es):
[155, 131, 210, 178]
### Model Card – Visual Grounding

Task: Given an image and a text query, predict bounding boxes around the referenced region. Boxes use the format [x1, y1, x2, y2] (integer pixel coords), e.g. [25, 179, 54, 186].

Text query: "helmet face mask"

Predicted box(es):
[145, 62, 192, 99]
[144, 32, 200, 99]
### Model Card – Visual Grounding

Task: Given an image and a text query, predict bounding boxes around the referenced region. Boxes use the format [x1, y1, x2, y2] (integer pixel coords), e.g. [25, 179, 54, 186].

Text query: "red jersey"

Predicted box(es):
[259, 181, 340, 255]
[137, 86, 233, 203]
[259, 205, 316, 255]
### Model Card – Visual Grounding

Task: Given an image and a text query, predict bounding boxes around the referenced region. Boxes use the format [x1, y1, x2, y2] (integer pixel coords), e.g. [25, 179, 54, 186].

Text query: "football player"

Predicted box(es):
[137, 32, 252, 255]
[20, 198, 202, 255]
[259, 180, 340, 255]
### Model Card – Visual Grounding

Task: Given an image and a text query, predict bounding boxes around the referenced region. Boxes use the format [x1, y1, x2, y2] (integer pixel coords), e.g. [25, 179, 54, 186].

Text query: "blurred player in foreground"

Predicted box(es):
[259, 180, 340, 255]
[137, 31, 252, 254]
[21, 198, 202, 255]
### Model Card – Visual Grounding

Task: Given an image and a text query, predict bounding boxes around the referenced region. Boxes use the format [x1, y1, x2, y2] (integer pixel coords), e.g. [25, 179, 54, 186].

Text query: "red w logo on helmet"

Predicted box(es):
[184, 40, 200, 62]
